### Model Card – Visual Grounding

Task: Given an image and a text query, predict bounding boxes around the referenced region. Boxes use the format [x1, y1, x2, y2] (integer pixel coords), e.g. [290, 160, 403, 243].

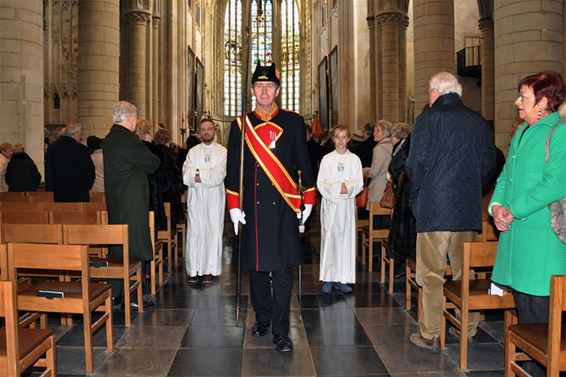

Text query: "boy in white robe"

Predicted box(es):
[183, 118, 227, 284]
[317, 125, 364, 293]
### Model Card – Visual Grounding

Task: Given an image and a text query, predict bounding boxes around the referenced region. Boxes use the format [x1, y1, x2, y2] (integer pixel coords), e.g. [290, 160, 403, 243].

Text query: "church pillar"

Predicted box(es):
[479, 16, 494, 122]
[367, 16, 377, 122]
[413, 0, 455, 112]
[78, 0, 120, 137]
[152, 15, 161, 124]
[398, 17, 409, 122]
[494, 0, 563, 150]
[377, 12, 403, 122]
[123, 9, 151, 118]
[0, 0, 44, 170]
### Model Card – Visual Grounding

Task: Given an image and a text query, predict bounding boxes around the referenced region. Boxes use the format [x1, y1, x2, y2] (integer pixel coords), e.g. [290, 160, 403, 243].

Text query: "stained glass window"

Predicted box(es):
[223, 0, 300, 116]
[280, 0, 299, 111]
[224, 0, 243, 116]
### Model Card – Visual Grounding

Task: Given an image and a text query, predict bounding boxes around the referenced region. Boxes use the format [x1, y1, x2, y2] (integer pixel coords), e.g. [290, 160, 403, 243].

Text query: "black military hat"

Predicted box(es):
[251, 61, 280, 86]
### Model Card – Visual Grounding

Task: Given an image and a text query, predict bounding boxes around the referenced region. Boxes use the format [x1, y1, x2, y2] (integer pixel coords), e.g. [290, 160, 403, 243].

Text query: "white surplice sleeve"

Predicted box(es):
[316, 154, 342, 203]
[200, 146, 227, 188]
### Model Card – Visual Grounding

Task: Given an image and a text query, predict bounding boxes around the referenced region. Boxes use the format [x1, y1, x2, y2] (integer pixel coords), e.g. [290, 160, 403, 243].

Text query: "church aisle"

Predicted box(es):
[24, 230, 505, 377]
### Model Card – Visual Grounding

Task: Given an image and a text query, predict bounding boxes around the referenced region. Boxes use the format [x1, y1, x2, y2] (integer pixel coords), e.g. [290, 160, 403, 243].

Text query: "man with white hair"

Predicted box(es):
[104, 101, 160, 305]
[47, 122, 95, 201]
[405, 72, 496, 352]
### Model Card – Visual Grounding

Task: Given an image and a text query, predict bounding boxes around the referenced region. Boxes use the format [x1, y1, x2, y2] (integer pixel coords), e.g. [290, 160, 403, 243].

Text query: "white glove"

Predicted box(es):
[229, 208, 246, 235]
[297, 204, 313, 223]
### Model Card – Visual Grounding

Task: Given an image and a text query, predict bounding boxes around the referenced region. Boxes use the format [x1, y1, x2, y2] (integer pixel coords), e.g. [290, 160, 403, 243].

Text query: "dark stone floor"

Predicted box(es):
[23, 223, 507, 376]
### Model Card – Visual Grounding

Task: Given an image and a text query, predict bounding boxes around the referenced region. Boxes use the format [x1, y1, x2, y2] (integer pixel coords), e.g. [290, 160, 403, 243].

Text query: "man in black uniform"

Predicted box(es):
[225, 62, 316, 352]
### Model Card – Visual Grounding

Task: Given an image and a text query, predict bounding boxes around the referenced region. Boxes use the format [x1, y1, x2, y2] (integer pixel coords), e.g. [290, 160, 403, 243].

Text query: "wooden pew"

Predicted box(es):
[7, 243, 114, 374]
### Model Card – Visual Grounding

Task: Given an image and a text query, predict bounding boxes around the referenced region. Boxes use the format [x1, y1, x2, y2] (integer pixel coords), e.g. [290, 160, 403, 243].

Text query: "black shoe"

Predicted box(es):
[251, 322, 269, 337]
[273, 334, 293, 352]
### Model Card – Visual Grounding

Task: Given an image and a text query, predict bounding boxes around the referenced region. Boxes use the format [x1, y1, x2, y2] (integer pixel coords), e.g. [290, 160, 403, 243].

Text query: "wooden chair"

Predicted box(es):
[49, 210, 101, 225]
[441, 241, 515, 370]
[0, 211, 49, 224]
[26, 191, 54, 202]
[0, 279, 56, 377]
[63, 224, 142, 327]
[356, 213, 370, 266]
[1, 223, 64, 327]
[158, 202, 178, 273]
[360, 201, 391, 272]
[7, 243, 114, 374]
[505, 275, 566, 377]
[0, 193, 27, 202]
[149, 212, 164, 296]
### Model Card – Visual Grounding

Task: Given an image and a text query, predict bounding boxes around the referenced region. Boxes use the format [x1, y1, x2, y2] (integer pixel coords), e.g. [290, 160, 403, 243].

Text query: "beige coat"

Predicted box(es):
[366, 138, 392, 207]
[91, 149, 104, 192]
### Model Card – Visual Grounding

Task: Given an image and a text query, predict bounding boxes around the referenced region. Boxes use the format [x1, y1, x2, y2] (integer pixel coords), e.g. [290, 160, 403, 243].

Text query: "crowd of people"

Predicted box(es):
[2, 64, 565, 371]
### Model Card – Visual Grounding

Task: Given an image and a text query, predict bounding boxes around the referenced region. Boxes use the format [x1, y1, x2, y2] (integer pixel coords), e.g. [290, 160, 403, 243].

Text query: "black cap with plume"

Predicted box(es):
[251, 61, 280, 86]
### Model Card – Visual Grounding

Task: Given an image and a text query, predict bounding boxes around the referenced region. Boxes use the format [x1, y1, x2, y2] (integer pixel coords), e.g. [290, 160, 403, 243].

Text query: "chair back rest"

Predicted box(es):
[149, 211, 156, 254]
[462, 241, 498, 269]
[0, 279, 19, 375]
[42, 202, 84, 211]
[0, 192, 27, 202]
[89, 192, 105, 203]
[0, 245, 6, 280]
[1, 210, 49, 224]
[49, 210, 100, 224]
[26, 191, 54, 202]
[63, 224, 128, 249]
[0, 202, 43, 211]
[369, 201, 392, 217]
[2, 223, 63, 244]
[82, 201, 107, 212]
[7, 243, 88, 275]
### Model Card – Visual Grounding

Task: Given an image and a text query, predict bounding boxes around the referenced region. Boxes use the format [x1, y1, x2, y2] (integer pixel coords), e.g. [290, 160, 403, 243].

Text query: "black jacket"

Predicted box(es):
[405, 93, 496, 232]
[5, 152, 41, 191]
[47, 136, 95, 202]
[351, 138, 377, 168]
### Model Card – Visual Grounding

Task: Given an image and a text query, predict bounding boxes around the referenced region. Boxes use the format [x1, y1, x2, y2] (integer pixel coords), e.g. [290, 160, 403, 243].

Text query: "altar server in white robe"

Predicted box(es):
[183, 118, 227, 284]
[317, 125, 364, 294]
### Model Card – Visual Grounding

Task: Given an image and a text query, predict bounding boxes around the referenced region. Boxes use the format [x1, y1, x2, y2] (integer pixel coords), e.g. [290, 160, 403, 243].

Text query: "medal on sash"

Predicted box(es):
[269, 131, 277, 149]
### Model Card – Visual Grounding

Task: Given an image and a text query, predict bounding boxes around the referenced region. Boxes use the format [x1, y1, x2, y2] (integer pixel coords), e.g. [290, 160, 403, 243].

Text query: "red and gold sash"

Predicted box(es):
[237, 116, 302, 213]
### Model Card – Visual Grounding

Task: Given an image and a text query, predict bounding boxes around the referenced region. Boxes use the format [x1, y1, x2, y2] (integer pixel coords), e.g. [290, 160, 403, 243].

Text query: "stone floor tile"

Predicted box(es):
[240, 346, 315, 376]
[354, 307, 415, 326]
[445, 342, 504, 372]
[310, 346, 388, 376]
[116, 325, 187, 349]
[181, 325, 244, 348]
[136, 308, 193, 327]
[94, 347, 177, 376]
[168, 348, 242, 376]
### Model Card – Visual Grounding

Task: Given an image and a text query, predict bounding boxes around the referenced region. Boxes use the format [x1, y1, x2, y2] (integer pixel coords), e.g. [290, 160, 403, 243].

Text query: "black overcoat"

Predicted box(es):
[5, 152, 41, 191]
[387, 137, 416, 260]
[104, 124, 160, 261]
[225, 109, 315, 272]
[48, 136, 95, 202]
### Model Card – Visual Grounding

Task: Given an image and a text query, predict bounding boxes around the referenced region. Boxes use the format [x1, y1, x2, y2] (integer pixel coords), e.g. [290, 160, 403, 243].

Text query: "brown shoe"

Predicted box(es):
[409, 333, 440, 353]
[202, 274, 213, 284]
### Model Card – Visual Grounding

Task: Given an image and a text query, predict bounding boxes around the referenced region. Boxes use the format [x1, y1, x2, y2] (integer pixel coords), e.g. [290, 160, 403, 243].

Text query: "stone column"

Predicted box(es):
[78, 0, 120, 138]
[494, 0, 562, 150]
[378, 12, 402, 122]
[123, 9, 151, 118]
[413, 0, 455, 112]
[0, 1, 44, 171]
[367, 16, 377, 122]
[152, 16, 161, 125]
[398, 17, 409, 122]
[479, 16, 494, 122]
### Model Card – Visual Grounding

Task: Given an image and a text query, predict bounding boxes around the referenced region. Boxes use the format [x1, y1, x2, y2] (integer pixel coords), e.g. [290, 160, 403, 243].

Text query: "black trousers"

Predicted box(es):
[249, 267, 293, 337]
[512, 291, 550, 377]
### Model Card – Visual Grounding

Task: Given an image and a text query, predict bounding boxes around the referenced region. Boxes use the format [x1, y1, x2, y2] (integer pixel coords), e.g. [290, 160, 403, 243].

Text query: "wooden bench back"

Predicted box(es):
[49, 210, 100, 225]
[26, 191, 54, 202]
[82, 202, 107, 212]
[63, 224, 128, 248]
[462, 241, 498, 269]
[0, 279, 19, 375]
[1, 223, 63, 244]
[0, 192, 27, 202]
[369, 201, 392, 217]
[0, 210, 49, 224]
[7, 243, 88, 274]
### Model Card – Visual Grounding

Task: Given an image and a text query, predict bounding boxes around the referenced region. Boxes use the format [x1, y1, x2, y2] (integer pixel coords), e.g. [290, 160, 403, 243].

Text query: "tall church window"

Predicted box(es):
[224, 0, 243, 116]
[223, 0, 301, 116]
[280, 0, 299, 111]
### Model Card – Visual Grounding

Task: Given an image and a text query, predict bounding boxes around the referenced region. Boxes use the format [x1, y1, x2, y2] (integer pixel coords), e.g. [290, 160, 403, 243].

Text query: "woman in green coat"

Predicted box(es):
[489, 71, 566, 377]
